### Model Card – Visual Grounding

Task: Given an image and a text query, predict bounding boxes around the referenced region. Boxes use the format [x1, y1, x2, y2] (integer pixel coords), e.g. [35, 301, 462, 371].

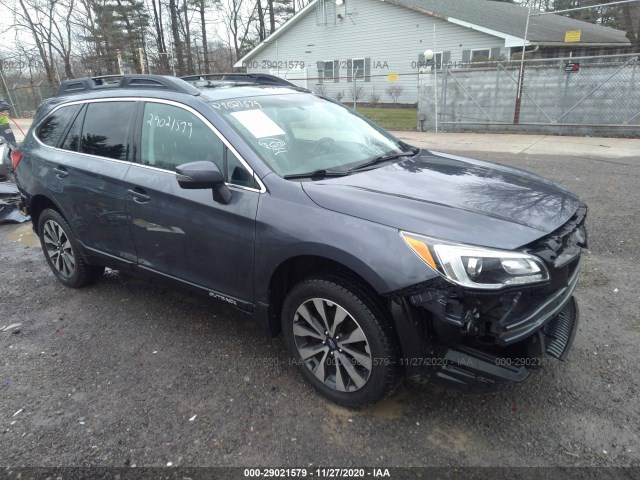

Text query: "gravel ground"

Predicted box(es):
[0, 150, 639, 468]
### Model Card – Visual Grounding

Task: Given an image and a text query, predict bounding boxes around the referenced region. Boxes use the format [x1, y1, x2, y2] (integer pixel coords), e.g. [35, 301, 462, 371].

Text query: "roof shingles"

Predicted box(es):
[387, 0, 630, 44]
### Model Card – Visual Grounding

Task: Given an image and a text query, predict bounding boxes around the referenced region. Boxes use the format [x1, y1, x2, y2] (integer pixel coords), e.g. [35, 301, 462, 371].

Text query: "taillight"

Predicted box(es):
[11, 150, 23, 170]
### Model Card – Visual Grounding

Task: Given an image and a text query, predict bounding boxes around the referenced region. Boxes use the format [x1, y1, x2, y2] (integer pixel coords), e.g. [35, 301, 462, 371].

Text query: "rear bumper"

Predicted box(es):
[409, 296, 580, 393]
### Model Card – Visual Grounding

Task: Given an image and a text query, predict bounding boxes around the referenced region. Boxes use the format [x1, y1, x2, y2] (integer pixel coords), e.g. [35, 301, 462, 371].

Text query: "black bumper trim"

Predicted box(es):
[498, 258, 581, 345]
[412, 345, 532, 393]
[544, 296, 579, 360]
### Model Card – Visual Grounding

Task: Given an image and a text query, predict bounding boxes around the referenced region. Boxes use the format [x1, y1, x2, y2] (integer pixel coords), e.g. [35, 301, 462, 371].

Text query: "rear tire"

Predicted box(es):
[38, 208, 104, 288]
[281, 274, 399, 407]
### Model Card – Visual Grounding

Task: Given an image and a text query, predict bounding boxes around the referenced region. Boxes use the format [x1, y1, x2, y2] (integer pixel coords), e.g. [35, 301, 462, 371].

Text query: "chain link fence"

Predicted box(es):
[418, 53, 640, 135]
[1, 84, 59, 118]
[271, 52, 640, 135]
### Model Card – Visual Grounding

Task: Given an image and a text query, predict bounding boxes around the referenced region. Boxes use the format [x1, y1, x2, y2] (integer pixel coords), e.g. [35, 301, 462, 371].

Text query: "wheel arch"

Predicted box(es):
[28, 194, 64, 234]
[259, 252, 390, 337]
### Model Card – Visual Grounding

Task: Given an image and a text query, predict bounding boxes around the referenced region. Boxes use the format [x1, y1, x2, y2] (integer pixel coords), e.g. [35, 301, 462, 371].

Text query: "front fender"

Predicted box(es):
[254, 179, 439, 305]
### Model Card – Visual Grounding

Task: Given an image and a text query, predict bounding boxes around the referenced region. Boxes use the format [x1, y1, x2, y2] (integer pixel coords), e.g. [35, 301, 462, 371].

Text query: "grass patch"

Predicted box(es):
[355, 107, 417, 131]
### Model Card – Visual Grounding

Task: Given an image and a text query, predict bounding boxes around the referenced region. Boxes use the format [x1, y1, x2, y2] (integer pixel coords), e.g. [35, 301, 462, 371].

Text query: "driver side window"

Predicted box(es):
[141, 102, 224, 173]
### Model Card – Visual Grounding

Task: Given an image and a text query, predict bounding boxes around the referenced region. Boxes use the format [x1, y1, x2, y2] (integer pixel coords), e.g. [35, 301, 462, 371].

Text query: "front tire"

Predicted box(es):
[38, 208, 104, 288]
[281, 275, 399, 407]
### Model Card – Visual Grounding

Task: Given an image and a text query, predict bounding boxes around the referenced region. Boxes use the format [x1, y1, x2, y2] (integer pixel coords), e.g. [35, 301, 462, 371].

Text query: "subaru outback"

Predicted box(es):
[13, 74, 587, 407]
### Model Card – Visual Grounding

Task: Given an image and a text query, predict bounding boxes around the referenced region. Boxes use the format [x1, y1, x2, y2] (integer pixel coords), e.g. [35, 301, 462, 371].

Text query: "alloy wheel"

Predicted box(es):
[293, 298, 372, 392]
[42, 219, 75, 279]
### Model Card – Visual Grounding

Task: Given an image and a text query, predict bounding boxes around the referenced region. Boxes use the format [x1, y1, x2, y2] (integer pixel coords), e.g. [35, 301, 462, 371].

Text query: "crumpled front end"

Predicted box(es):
[391, 205, 587, 393]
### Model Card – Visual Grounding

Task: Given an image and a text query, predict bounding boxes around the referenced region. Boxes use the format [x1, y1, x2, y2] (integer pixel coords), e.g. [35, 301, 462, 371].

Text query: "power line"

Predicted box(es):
[532, 0, 640, 16]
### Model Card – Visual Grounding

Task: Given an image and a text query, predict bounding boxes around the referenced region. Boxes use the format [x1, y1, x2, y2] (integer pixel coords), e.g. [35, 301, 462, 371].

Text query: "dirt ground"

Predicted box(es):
[1, 149, 639, 468]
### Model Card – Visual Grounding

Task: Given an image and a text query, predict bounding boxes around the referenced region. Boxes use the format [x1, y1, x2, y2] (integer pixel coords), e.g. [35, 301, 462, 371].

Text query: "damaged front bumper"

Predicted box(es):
[424, 296, 579, 392]
[391, 206, 586, 393]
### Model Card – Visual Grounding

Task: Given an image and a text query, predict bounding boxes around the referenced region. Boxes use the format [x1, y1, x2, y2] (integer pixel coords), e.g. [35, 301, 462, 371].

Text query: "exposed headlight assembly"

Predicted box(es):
[400, 231, 550, 290]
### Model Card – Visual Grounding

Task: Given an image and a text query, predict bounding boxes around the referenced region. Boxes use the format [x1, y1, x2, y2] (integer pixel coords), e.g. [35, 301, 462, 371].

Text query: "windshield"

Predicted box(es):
[211, 94, 404, 177]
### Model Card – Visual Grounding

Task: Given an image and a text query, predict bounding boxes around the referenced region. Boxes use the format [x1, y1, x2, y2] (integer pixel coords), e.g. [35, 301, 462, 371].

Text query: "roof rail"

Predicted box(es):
[57, 74, 201, 97]
[181, 73, 301, 88]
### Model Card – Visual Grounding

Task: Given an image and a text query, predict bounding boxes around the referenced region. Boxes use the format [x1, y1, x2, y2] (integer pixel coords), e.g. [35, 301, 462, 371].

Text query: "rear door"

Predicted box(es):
[52, 100, 138, 262]
[124, 100, 261, 306]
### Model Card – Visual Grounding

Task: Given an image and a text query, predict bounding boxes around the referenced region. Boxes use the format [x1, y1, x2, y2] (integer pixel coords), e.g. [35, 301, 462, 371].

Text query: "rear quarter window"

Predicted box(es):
[80, 102, 135, 161]
[36, 105, 79, 147]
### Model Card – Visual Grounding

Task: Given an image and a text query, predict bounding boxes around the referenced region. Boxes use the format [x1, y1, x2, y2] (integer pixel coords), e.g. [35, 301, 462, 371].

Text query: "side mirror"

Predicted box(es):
[175, 161, 232, 204]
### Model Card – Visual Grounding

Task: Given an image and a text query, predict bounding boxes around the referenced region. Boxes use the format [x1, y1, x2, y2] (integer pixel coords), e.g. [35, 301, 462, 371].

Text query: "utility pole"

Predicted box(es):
[513, 5, 531, 124]
[433, 23, 438, 133]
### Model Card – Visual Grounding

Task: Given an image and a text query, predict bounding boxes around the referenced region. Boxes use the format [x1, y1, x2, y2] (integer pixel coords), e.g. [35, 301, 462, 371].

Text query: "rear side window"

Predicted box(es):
[36, 105, 78, 147]
[81, 102, 135, 160]
[60, 105, 85, 152]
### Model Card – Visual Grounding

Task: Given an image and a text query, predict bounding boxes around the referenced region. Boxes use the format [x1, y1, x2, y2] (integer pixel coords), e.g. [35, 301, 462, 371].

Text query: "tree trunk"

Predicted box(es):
[199, 0, 210, 73]
[151, 0, 170, 73]
[184, 0, 194, 74]
[257, 0, 266, 41]
[268, 0, 275, 34]
[169, 0, 185, 75]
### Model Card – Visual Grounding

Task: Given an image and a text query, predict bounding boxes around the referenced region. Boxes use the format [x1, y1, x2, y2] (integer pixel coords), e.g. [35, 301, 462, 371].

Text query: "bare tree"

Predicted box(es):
[3, 0, 57, 83]
[218, 0, 257, 60]
[256, 0, 266, 41]
[182, 0, 194, 73]
[198, 0, 209, 73]
[149, 0, 170, 73]
[169, 0, 185, 74]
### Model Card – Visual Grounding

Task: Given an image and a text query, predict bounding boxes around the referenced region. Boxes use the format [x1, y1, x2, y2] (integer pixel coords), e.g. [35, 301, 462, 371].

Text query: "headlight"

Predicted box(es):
[400, 231, 549, 290]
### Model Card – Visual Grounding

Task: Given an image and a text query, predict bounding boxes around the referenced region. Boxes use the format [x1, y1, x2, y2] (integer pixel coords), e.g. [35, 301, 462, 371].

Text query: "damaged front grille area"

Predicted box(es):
[407, 204, 587, 346]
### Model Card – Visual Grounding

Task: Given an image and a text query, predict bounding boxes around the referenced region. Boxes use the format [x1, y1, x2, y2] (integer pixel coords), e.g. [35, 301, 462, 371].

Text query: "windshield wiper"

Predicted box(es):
[348, 148, 420, 172]
[283, 169, 351, 180]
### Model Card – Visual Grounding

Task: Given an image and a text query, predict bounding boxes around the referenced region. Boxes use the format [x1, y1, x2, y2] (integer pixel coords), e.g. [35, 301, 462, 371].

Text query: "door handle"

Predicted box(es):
[127, 188, 151, 203]
[53, 166, 69, 178]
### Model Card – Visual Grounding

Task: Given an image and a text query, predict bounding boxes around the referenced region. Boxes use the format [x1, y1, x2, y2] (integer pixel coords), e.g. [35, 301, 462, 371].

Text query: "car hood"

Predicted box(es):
[301, 150, 580, 250]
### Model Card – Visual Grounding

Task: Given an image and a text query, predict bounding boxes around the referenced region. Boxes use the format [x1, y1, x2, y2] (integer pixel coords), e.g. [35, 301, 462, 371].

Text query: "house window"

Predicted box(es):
[471, 49, 491, 62]
[352, 58, 365, 79]
[323, 61, 334, 80]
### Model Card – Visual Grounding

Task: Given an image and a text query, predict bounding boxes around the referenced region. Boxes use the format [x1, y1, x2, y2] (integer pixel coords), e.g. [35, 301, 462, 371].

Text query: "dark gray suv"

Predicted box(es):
[13, 74, 587, 406]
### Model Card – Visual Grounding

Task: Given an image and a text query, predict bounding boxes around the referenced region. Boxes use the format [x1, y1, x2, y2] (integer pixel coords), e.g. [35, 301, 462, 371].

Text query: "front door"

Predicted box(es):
[124, 100, 260, 306]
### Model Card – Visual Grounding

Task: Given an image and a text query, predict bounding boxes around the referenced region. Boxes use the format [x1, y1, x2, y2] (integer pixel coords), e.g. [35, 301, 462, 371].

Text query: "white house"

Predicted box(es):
[234, 0, 631, 104]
